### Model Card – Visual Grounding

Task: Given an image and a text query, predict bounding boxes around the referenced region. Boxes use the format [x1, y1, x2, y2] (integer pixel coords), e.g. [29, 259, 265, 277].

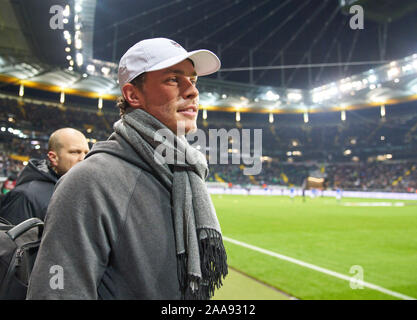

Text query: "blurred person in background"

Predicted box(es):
[0, 128, 89, 224]
[1, 171, 18, 195]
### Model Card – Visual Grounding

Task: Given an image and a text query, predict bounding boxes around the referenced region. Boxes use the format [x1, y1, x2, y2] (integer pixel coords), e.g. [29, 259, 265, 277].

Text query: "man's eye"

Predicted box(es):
[168, 77, 178, 82]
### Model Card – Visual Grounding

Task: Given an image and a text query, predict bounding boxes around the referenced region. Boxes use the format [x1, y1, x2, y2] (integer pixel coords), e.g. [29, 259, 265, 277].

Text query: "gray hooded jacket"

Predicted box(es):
[26, 133, 181, 299]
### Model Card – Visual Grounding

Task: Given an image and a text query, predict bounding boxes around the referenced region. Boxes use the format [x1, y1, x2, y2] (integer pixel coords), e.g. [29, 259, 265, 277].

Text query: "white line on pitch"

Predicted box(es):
[223, 236, 416, 300]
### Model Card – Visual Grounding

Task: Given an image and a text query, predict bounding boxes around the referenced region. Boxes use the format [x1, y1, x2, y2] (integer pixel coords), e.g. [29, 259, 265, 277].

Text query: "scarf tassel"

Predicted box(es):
[178, 228, 228, 300]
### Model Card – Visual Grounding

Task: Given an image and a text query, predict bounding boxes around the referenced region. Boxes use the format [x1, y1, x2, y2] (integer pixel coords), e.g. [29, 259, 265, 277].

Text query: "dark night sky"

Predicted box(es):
[92, 0, 417, 89]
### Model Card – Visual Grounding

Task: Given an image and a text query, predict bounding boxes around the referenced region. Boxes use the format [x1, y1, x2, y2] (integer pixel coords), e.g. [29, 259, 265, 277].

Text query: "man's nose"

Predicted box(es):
[182, 80, 199, 100]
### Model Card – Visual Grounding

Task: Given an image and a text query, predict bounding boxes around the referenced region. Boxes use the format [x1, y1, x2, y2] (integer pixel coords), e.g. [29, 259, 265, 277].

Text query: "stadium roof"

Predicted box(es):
[0, 0, 417, 114]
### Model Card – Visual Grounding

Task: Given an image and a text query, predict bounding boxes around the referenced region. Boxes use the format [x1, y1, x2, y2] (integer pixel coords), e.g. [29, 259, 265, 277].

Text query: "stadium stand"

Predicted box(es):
[1, 94, 416, 193]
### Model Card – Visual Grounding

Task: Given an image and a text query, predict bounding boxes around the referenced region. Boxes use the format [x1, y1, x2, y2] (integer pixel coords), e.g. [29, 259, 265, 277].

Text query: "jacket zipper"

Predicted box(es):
[14, 241, 41, 267]
[15, 248, 24, 266]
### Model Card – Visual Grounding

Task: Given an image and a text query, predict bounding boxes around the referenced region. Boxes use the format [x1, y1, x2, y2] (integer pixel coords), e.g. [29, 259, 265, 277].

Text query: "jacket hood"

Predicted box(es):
[16, 159, 59, 186]
[86, 133, 155, 175]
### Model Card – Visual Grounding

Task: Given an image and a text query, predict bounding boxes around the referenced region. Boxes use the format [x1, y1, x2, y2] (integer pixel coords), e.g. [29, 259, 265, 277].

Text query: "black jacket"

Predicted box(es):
[27, 134, 181, 299]
[0, 159, 59, 225]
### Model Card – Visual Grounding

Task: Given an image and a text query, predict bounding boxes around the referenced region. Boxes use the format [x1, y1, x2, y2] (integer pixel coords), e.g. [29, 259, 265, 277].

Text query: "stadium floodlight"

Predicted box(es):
[75, 3, 82, 13]
[19, 84, 24, 97]
[387, 67, 400, 78]
[265, 90, 279, 101]
[402, 64, 414, 73]
[63, 31, 71, 40]
[98, 97, 103, 110]
[394, 78, 400, 83]
[60, 91, 65, 104]
[339, 81, 352, 93]
[202, 109, 207, 120]
[65, 47, 71, 52]
[222, 94, 227, 99]
[101, 66, 110, 76]
[63, 5, 70, 17]
[303, 112, 309, 123]
[351, 80, 363, 91]
[269, 112, 274, 124]
[369, 84, 376, 90]
[341, 110, 346, 121]
[380, 105, 386, 117]
[312, 92, 322, 103]
[367, 74, 377, 83]
[76, 53, 83, 66]
[75, 38, 82, 50]
[236, 111, 241, 122]
[288, 92, 303, 102]
[261, 156, 272, 163]
[86, 64, 95, 72]
[344, 149, 352, 156]
[66, 55, 72, 61]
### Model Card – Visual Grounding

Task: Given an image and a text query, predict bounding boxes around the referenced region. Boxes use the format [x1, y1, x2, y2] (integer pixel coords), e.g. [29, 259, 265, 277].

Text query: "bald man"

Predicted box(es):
[0, 128, 89, 224]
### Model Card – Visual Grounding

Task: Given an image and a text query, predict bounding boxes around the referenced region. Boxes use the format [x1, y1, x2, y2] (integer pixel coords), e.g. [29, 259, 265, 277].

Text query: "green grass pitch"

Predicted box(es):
[211, 194, 417, 300]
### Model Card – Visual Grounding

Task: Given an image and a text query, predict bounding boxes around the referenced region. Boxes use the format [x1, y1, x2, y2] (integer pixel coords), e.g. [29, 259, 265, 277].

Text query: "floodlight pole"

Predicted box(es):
[378, 22, 388, 61]
[217, 44, 223, 80]
[249, 49, 254, 84]
[308, 52, 312, 88]
[337, 42, 342, 78]
[112, 24, 118, 62]
[281, 53, 285, 88]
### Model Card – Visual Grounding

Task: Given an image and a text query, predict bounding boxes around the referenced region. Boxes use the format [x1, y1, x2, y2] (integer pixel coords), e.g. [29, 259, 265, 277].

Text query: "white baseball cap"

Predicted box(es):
[118, 38, 221, 88]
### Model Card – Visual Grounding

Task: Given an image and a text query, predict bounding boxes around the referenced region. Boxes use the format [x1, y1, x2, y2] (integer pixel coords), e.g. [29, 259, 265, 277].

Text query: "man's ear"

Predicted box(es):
[121, 83, 143, 109]
[47, 151, 58, 168]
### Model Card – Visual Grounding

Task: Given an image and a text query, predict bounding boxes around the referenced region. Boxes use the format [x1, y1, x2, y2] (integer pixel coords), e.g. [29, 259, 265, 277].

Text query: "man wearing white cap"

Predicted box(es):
[27, 38, 228, 300]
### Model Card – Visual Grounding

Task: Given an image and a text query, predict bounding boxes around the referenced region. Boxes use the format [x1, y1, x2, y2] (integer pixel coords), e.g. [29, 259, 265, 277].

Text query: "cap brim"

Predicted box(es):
[146, 49, 220, 76]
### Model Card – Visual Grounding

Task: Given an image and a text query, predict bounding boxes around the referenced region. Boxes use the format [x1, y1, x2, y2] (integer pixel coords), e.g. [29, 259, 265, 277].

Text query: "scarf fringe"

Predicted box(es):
[178, 228, 228, 300]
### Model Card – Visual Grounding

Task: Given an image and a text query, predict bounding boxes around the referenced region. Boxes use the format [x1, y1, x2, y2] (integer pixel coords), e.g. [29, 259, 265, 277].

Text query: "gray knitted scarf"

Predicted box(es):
[113, 108, 228, 300]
